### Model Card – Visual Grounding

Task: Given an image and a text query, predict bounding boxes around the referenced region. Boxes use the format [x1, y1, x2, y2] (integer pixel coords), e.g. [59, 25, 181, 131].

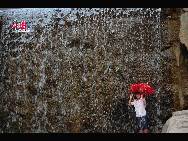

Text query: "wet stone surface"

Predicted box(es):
[0, 8, 174, 133]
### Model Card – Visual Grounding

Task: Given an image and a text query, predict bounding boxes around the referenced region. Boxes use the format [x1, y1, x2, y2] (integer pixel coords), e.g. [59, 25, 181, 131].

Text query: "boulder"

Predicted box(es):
[183, 8, 188, 12]
[162, 110, 188, 133]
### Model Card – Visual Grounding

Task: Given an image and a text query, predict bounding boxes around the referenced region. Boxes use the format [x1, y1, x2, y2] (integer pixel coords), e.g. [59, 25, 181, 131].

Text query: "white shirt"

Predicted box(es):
[131, 98, 146, 117]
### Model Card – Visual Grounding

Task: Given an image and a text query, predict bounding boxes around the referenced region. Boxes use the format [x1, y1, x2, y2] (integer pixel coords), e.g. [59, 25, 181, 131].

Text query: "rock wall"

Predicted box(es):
[159, 8, 188, 133]
[161, 9, 182, 110]
[0, 8, 174, 133]
[160, 8, 188, 111]
[179, 9, 188, 109]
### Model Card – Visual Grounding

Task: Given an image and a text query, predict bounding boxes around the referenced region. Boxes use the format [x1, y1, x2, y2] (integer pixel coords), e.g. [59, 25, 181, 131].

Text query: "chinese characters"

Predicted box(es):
[11, 20, 30, 32]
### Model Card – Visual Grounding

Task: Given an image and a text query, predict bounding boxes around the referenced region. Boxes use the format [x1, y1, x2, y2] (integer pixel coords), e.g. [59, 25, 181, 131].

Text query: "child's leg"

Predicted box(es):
[136, 117, 144, 133]
[143, 116, 149, 133]
[138, 129, 143, 133]
[143, 128, 149, 133]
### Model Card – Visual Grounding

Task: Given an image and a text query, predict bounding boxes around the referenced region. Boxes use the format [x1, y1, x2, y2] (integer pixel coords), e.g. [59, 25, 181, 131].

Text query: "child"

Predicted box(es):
[128, 92, 149, 133]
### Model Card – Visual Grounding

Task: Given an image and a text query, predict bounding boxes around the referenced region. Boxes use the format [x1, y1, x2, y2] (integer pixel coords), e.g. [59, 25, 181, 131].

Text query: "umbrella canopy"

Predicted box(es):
[129, 83, 155, 96]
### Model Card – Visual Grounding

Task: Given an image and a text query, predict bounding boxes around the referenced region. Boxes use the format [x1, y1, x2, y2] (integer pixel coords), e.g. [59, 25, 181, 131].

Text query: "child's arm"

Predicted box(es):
[128, 94, 134, 106]
[141, 94, 144, 99]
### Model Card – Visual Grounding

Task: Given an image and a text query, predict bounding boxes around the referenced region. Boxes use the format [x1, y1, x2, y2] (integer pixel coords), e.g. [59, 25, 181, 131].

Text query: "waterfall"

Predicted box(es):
[0, 8, 174, 133]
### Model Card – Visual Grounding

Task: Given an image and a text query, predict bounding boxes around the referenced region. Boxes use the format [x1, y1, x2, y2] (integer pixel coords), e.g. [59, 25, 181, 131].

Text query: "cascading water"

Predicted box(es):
[0, 8, 174, 133]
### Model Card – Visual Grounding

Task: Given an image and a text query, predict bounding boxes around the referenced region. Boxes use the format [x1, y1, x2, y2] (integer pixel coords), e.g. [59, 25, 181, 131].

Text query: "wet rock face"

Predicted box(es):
[0, 8, 174, 133]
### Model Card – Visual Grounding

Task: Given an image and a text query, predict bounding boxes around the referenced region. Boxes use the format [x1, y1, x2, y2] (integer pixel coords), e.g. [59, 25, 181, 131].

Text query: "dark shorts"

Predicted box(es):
[136, 115, 148, 130]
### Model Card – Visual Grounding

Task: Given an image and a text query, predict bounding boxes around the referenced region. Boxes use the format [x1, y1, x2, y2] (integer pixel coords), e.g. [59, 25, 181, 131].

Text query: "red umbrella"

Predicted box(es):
[129, 83, 140, 93]
[138, 83, 155, 96]
[129, 82, 155, 96]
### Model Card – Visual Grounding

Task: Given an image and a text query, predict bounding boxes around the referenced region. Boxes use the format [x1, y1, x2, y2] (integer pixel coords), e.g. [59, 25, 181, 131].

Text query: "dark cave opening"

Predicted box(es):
[180, 43, 188, 66]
